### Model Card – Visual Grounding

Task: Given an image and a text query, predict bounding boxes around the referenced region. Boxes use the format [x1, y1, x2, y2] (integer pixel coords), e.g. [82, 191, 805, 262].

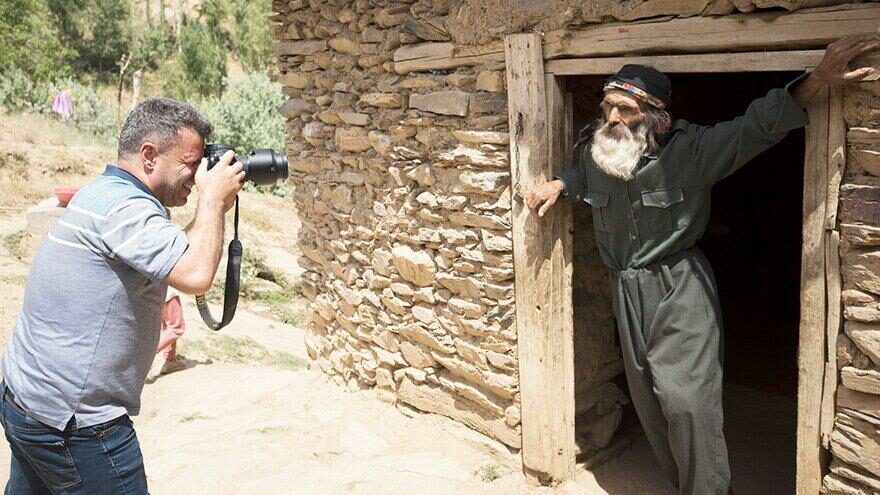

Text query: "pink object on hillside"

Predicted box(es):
[52, 186, 80, 207]
[157, 294, 186, 362]
[52, 90, 73, 120]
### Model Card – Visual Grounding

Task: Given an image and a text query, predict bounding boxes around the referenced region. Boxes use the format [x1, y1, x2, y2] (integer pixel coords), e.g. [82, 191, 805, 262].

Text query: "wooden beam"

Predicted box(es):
[796, 85, 830, 495]
[543, 5, 878, 59]
[507, 33, 575, 484]
[826, 85, 846, 230]
[821, 230, 841, 450]
[544, 51, 826, 75]
[393, 4, 878, 74]
[394, 41, 504, 75]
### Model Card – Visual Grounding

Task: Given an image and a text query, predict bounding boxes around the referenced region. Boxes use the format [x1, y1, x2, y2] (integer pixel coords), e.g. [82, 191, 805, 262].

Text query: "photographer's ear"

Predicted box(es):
[140, 141, 160, 172]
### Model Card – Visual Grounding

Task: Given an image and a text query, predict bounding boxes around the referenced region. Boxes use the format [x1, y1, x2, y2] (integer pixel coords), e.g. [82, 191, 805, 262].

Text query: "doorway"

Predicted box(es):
[566, 71, 805, 494]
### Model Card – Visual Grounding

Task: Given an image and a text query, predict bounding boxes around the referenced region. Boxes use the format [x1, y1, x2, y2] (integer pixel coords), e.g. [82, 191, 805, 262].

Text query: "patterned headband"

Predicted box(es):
[603, 79, 668, 110]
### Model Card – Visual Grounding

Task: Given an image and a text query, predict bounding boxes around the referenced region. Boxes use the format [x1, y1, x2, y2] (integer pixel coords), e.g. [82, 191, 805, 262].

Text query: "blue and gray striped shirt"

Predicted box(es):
[2, 165, 188, 430]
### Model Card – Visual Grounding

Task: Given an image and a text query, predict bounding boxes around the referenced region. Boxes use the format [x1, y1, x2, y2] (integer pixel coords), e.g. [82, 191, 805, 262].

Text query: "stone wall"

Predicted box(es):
[823, 77, 880, 494]
[273, 0, 522, 447]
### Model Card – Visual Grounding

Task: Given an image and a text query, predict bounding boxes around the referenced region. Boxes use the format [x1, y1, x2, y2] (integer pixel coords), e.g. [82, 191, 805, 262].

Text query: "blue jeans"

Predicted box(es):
[0, 384, 148, 494]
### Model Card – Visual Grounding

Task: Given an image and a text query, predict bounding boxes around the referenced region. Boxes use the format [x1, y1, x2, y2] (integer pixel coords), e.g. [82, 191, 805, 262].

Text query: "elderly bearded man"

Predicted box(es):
[524, 35, 880, 495]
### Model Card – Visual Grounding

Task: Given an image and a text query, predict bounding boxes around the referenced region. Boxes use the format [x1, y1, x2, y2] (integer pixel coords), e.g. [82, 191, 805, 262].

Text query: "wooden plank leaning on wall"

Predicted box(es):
[798, 86, 830, 495]
[506, 33, 576, 484]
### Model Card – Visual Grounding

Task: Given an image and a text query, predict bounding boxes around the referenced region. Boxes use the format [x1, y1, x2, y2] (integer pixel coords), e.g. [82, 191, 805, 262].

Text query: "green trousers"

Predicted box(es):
[610, 247, 730, 495]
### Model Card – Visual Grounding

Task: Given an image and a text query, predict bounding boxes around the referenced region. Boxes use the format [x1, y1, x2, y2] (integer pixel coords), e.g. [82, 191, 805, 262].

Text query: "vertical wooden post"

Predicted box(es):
[506, 33, 575, 484]
[820, 85, 846, 452]
[797, 85, 830, 495]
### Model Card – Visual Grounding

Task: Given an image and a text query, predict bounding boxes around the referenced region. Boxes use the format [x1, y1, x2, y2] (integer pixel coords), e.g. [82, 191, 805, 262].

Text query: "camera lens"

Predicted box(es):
[203, 144, 289, 186]
[239, 149, 289, 187]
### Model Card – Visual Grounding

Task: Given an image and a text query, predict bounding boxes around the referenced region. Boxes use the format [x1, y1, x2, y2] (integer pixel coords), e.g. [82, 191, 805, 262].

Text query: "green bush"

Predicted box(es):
[0, 68, 51, 112]
[197, 72, 289, 196]
[198, 72, 285, 152]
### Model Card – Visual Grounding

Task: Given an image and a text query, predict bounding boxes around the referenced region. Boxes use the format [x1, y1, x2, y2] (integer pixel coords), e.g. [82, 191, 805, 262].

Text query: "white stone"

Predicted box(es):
[368, 131, 392, 155]
[360, 93, 404, 108]
[406, 163, 436, 187]
[392, 245, 437, 287]
[399, 341, 438, 368]
[452, 130, 509, 145]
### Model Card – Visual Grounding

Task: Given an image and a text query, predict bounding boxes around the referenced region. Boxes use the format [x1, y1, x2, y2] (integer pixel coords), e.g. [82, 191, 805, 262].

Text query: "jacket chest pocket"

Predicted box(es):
[639, 188, 684, 233]
[583, 191, 609, 232]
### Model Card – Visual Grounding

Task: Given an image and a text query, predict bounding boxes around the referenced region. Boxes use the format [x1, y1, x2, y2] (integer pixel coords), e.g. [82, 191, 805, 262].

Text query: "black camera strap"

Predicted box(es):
[195, 196, 241, 331]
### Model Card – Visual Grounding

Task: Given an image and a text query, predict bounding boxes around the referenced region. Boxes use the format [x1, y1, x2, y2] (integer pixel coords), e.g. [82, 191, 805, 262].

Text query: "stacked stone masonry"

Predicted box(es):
[272, 0, 879, 481]
[824, 79, 880, 495]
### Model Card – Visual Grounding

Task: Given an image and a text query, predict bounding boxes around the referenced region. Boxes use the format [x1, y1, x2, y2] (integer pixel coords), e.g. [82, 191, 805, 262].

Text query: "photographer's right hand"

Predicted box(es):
[195, 150, 245, 212]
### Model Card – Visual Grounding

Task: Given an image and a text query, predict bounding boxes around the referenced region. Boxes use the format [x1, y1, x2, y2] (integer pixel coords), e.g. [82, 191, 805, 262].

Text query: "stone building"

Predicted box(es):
[270, 0, 880, 492]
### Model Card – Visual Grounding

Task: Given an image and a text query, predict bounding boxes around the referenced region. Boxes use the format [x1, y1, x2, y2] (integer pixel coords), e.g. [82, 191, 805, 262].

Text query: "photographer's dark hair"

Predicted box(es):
[117, 97, 213, 158]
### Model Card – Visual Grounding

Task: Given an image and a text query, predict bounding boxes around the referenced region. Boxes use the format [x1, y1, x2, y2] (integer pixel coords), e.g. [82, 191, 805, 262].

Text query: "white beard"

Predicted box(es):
[590, 121, 648, 181]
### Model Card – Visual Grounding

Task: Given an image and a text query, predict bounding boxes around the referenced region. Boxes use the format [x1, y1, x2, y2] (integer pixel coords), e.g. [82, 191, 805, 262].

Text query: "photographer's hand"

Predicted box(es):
[195, 150, 245, 212]
[164, 150, 245, 295]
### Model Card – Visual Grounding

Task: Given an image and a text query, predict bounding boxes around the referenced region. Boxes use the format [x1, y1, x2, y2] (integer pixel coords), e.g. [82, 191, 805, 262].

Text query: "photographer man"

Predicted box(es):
[0, 97, 243, 493]
[524, 35, 879, 495]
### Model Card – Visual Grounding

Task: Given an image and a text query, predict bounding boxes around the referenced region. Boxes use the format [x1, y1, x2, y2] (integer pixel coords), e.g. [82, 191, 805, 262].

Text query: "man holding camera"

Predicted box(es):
[0, 97, 244, 493]
[524, 35, 879, 495]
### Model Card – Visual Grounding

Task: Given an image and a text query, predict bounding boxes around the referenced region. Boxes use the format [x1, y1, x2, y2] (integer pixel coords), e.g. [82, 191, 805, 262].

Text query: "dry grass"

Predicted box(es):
[0, 113, 114, 207]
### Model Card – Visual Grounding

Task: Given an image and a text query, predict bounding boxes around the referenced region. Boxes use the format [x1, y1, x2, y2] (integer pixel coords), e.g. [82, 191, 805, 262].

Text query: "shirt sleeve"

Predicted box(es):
[100, 198, 188, 283]
[554, 167, 588, 203]
[687, 73, 810, 185]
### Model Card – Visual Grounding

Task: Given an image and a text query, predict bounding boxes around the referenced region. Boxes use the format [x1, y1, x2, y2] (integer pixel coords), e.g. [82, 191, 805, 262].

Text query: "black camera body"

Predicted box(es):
[204, 143, 289, 187]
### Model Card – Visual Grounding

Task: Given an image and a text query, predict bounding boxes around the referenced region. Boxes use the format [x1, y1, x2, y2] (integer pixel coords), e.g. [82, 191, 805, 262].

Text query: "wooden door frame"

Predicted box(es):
[506, 35, 848, 492]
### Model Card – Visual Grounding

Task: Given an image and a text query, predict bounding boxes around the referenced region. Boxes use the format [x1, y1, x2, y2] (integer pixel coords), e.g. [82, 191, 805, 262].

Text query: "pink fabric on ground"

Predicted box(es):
[157, 295, 185, 361]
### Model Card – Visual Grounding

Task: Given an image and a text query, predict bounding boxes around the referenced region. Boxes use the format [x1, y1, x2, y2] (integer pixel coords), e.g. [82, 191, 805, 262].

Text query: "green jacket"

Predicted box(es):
[555, 75, 809, 270]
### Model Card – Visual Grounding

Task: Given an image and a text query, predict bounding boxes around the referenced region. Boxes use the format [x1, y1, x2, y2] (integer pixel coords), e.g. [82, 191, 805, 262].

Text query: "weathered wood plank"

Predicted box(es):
[796, 85, 829, 495]
[826, 85, 846, 230]
[542, 5, 879, 59]
[544, 51, 827, 75]
[822, 230, 842, 450]
[507, 33, 575, 484]
[393, 5, 879, 74]
[394, 41, 504, 75]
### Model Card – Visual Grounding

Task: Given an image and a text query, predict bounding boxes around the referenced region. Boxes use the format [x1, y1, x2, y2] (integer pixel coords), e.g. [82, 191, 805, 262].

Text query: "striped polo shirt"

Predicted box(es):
[2, 165, 188, 430]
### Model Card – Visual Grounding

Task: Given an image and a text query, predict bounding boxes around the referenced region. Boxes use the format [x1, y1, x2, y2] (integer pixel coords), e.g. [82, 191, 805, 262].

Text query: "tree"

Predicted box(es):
[0, 0, 73, 81]
[161, 15, 227, 99]
[45, 0, 132, 79]
[231, 0, 276, 73]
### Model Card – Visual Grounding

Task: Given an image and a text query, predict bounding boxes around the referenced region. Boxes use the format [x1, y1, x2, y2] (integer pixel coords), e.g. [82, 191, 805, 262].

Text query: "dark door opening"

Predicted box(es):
[567, 71, 804, 495]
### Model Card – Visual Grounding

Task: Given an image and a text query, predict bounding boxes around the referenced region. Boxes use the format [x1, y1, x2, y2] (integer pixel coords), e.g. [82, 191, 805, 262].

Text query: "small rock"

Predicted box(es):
[339, 112, 371, 126]
[476, 70, 505, 92]
[360, 93, 404, 108]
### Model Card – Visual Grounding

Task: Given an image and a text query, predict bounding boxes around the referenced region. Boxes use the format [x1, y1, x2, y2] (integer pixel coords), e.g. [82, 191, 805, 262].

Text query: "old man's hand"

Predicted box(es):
[523, 180, 565, 218]
[813, 34, 880, 85]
